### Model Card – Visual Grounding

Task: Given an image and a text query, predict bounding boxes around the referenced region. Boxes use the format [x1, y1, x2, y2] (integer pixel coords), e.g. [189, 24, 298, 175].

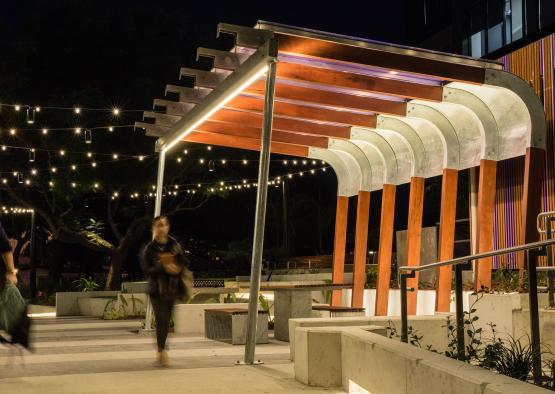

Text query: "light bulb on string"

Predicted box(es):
[59, 150, 65, 156]
[292, 160, 297, 165]
[49, 181, 54, 187]
[199, 158, 205, 164]
[108, 126, 114, 132]
[91, 162, 97, 168]
[51, 167, 57, 173]
[71, 182, 76, 188]
[71, 164, 77, 171]
[74, 128, 82, 134]
[221, 159, 226, 165]
[28, 149, 35, 162]
[87, 152, 93, 158]
[74, 107, 81, 114]
[112, 108, 120, 116]
[177, 157, 182, 163]
[9, 128, 16, 135]
[112, 153, 119, 160]
[138, 156, 144, 161]
[183, 149, 188, 155]
[207, 146, 212, 151]
[85, 129, 92, 144]
[26, 107, 35, 124]
[1, 179, 6, 184]
[24, 179, 30, 186]
[14, 105, 21, 111]
[31, 169, 37, 176]
[1, 146, 6, 151]
[35, 107, 40, 113]
[242, 159, 248, 165]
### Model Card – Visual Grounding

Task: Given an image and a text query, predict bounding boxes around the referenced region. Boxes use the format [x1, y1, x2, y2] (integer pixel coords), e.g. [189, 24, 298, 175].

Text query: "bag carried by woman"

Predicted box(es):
[0, 283, 30, 348]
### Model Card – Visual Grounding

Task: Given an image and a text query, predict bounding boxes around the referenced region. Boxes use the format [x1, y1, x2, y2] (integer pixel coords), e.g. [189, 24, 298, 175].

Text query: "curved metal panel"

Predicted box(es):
[377, 115, 435, 178]
[408, 100, 485, 170]
[372, 127, 414, 182]
[308, 147, 361, 197]
[347, 140, 387, 190]
[328, 139, 373, 192]
[445, 81, 533, 160]
[350, 127, 403, 185]
[484, 69, 546, 150]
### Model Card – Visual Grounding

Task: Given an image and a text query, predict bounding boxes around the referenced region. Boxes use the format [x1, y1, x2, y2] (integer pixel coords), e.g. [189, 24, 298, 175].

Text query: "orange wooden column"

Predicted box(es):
[406, 177, 425, 315]
[435, 168, 459, 312]
[331, 196, 349, 306]
[375, 184, 396, 315]
[474, 159, 497, 291]
[519, 147, 546, 272]
[352, 191, 371, 308]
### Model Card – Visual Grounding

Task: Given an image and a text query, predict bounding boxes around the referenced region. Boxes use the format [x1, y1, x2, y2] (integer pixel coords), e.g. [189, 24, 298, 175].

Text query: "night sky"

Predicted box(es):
[0, 1, 457, 263]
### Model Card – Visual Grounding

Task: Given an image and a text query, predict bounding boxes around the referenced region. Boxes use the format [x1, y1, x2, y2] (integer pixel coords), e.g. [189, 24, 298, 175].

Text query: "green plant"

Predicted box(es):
[73, 277, 100, 292]
[493, 267, 521, 293]
[444, 291, 483, 361]
[321, 279, 332, 304]
[486, 335, 535, 381]
[366, 265, 378, 289]
[258, 293, 274, 329]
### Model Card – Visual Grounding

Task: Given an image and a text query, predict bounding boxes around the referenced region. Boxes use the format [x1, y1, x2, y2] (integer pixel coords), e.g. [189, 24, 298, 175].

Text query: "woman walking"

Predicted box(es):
[141, 216, 190, 367]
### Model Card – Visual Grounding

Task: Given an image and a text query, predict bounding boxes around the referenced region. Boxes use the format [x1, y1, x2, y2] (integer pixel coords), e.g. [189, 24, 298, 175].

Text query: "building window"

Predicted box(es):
[487, 0, 504, 52]
[511, 0, 523, 40]
[540, 0, 555, 29]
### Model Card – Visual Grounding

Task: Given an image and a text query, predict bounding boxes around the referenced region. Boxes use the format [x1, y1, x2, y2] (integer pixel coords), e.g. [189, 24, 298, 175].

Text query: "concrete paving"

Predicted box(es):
[0, 316, 344, 393]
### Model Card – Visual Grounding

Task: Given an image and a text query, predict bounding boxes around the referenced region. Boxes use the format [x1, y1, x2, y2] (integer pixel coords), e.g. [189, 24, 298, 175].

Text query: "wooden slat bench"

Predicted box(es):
[204, 308, 269, 345]
[312, 305, 366, 318]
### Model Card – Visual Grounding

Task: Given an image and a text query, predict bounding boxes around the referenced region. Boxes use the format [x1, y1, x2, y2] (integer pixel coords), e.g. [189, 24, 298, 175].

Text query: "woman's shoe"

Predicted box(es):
[157, 350, 169, 367]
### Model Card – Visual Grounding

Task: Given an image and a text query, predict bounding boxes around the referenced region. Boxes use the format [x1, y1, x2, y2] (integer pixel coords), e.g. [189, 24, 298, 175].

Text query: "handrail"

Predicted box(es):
[537, 210, 555, 234]
[398, 238, 555, 274]
[398, 235, 555, 384]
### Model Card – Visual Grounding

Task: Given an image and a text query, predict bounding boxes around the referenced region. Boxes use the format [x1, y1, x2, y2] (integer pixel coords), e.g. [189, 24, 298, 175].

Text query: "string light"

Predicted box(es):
[59, 150, 66, 156]
[74, 128, 82, 134]
[207, 146, 212, 151]
[108, 126, 114, 132]
[14, 105, 21, 111]
[112, 108, 120, 116]
[91, 162, 97, 168]
[242, 159, 248, 165]
[71, 164, 77, 171]
[42, 128, 48, 135]
[112, 154, 119, 160]
[199, 158, 205, 164]
[51, 167, 57, 173]
[74, 107, 81, 114]
[9, 128, 16, 135]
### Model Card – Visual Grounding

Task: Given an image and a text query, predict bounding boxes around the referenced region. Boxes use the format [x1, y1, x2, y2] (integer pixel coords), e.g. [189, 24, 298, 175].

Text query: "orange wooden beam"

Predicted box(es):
[352, 191, 371, 308]
[474, 160, 497, 291]
[210, 108, 351, 138]
[275, 33, 487, 83]
[184, 131, 309, 157]
[245, 81, 407, 116]
[406, 177, 425, 315]
[375, 184, 396, 316]
[519, 147, 546, 274]
[331, 196, 349, 306]
[435, 168, 459, 313]
[226, 95, 377, 128]
[276, 62, 444, 101]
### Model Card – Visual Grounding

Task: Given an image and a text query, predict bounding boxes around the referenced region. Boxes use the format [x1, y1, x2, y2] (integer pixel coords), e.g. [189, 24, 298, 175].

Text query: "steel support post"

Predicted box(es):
[243, 58, 277, 365]
[455, 262, 465, 361]
[145, 150, 167, 331]
[527, 248, 542, 385]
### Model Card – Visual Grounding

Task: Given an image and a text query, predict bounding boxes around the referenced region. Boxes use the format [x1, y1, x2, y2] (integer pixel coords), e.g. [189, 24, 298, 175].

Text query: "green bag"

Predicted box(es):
[0, 284, 26, 334]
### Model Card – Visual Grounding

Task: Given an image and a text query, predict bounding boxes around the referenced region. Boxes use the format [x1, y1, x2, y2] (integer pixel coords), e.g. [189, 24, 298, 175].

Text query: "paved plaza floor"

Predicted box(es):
[0, 316, 343, 393]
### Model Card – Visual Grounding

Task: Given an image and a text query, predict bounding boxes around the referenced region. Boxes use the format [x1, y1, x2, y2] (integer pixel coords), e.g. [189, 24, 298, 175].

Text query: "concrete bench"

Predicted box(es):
[311, 305, 365, 318]
[289, 315, 452, 360]
[204, 308, 269, 345]
[294, 325, 550, 393]
[173, 302, 248, 335]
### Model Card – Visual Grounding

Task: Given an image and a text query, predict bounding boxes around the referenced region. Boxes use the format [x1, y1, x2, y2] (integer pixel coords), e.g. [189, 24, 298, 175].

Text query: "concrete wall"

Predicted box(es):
[295, 326, 550, 393]
[289, 315, 452, 360]
[471, 293, 555, 349]
[173, 302, 249, 335]
[340, 288, 473, 316]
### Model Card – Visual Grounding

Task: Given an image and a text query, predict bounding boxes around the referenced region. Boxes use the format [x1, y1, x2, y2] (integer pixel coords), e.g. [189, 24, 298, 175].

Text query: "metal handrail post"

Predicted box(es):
[400, 271, 414, 343]
[243, 54, 277, 365]
[527, 248, 542, 385]
[547, 217, 555, 308]
[454, 262, 466, 361]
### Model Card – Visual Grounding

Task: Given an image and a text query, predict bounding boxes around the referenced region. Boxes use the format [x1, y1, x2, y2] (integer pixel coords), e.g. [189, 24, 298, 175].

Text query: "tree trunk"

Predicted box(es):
[105, 250, 122, 290]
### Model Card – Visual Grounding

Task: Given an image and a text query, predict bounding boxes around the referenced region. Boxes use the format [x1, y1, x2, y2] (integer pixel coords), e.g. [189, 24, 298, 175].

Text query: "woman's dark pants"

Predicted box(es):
[151, 297, 174, 351]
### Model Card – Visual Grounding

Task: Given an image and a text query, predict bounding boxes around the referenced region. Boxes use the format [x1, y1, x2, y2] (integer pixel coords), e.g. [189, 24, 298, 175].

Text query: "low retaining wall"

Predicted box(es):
[288, 315, 452, 360]
[295, 325, 550, 393]
[173, 302, 249, 335]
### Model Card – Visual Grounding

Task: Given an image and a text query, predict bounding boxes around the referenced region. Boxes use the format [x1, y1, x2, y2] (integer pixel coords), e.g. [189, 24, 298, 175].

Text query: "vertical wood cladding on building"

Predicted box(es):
[495, 35, 554, 268]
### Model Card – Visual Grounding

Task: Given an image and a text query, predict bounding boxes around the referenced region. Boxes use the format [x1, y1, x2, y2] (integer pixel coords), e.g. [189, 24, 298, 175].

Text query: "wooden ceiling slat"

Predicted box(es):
[246, 81, 407, 116]
[185, 131, 309, 157]
[275, 33, 487, 84]
[197, 120, 329, 148]
[227, 96, 377, 128]
[276, 62, 443, 101]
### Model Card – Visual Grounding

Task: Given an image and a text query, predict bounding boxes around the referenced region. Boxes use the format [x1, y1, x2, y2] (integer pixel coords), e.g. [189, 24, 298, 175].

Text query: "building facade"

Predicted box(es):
[407, 0, 555, 267]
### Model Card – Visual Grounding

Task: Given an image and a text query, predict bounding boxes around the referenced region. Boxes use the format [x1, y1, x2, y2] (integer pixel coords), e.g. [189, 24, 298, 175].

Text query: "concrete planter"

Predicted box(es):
[116, 293, 147, 316]
[56, 291, 119, 316]
[78, 297, 113, 317]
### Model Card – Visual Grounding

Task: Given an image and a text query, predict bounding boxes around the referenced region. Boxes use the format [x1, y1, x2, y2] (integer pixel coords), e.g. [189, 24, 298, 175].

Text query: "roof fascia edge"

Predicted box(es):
[156, 38, 278, 152]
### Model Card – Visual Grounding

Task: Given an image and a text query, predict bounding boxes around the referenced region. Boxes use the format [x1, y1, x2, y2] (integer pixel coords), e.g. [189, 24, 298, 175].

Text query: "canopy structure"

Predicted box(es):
[138, 21, 547, 362]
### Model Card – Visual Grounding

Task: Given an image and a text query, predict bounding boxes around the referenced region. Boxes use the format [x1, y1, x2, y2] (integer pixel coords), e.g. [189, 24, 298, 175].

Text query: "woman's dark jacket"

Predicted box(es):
[140, 237, 188, 299]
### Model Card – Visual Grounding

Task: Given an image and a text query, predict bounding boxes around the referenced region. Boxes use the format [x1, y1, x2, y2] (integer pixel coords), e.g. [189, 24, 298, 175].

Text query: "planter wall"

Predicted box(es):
[56, 291, 119, 316]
